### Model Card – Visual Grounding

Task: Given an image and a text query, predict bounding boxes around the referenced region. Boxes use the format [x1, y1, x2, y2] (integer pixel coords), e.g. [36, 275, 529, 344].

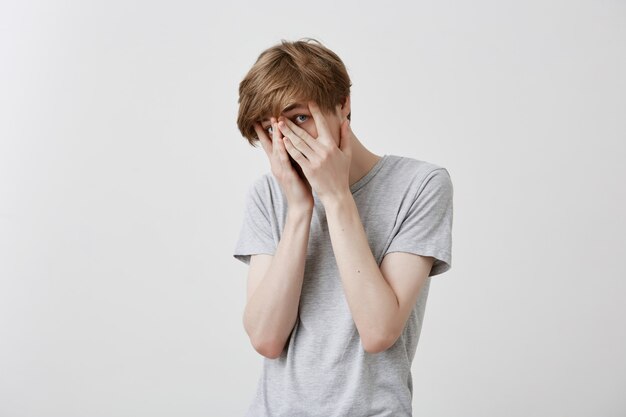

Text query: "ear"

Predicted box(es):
[339, 95, 351, 120]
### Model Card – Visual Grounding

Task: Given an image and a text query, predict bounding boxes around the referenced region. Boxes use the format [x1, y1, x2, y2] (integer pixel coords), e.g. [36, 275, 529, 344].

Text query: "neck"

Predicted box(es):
[347, 131, 383, 187]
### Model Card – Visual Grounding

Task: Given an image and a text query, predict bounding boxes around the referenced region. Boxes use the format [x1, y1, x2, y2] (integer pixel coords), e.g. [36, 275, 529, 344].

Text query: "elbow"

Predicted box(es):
[243, 313, 285, 359]
[362, 332, 399, 354]
[251, 337, 285, 359]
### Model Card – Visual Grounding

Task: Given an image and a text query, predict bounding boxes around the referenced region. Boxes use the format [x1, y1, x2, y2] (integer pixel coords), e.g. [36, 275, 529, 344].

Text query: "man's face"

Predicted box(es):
[260, 101, 346, 148]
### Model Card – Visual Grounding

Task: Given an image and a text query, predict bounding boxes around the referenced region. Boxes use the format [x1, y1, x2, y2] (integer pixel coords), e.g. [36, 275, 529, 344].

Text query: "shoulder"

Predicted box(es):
[386, 154, 448, 173]
[247, 171, 274, 193]
[384, 154, 453, 188]
[246, 172, 284, 205]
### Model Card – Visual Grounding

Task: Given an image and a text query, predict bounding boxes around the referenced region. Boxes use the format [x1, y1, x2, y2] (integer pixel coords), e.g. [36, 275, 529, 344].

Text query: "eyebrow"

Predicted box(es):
[282, 103, 304, 113]
[261, 103, 308, 123]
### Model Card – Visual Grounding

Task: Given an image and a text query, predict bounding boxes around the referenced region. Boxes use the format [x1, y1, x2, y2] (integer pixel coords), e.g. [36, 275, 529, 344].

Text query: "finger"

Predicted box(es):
[280, 116, 325, 155]
[277, 118, 316, 161]
[307, 101, 333, 146]
[253, 122, 272, 158]
[271, 118, 293, 166]
[282, 135, 310, 170]
[270, 117, 283, 158]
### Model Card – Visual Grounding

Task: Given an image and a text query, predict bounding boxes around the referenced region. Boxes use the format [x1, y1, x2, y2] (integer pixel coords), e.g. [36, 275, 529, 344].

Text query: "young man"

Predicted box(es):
[233, 38, 453, 417]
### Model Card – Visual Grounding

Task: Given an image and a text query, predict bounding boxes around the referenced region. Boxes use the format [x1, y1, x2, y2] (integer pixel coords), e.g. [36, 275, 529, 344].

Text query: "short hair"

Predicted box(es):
[236, 38, 352, 147]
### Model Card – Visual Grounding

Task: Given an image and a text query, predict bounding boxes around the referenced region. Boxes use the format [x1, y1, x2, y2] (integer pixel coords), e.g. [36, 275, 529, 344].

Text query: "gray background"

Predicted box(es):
[1, 0, 625, 416]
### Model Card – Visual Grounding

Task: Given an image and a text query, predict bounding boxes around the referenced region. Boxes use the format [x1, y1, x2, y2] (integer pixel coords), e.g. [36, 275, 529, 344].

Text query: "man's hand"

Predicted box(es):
[277, 101, 352, 205]
[254, 117, 314, 212]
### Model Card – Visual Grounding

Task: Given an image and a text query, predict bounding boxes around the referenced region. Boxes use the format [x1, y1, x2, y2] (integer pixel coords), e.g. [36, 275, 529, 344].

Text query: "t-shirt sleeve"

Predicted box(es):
[383, 167, 453, 277]
[232, 179, 277, 265]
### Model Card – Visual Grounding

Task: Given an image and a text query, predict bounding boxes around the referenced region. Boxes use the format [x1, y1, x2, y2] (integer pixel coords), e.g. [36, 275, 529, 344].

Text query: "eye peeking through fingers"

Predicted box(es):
[260, 113, 308, 136]
[260, 122, 274, 136]
[294, 114, 309, 124]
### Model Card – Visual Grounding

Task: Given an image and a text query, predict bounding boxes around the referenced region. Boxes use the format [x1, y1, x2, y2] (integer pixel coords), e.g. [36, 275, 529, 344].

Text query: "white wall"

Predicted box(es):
[1, 0, 624, 416]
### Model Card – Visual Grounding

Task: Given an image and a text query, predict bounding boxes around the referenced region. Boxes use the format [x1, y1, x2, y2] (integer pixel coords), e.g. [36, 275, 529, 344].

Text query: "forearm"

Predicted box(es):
[323, 192, 399, 351]
[243, 208, 312, 355]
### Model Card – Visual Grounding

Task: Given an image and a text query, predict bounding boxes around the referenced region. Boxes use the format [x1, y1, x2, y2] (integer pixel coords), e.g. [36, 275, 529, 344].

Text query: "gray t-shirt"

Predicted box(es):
[233, 154, 453, 417]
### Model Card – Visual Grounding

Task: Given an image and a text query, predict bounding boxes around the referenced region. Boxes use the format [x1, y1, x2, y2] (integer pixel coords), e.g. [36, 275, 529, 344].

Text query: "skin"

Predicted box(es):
[244, 98, 435, 357]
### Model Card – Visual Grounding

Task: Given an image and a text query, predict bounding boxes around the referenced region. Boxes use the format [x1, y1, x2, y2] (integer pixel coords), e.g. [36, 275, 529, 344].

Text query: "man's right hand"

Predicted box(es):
[254, 118, 314, 212]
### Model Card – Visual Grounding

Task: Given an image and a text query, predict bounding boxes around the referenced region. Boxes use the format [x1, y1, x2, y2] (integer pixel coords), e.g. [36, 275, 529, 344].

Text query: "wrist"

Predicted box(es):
[287, 205, 314, 220]
[321, 190, 353, 212]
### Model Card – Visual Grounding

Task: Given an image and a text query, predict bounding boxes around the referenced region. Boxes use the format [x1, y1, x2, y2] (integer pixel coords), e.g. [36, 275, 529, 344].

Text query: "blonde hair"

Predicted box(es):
[237, 38, 352, 147]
